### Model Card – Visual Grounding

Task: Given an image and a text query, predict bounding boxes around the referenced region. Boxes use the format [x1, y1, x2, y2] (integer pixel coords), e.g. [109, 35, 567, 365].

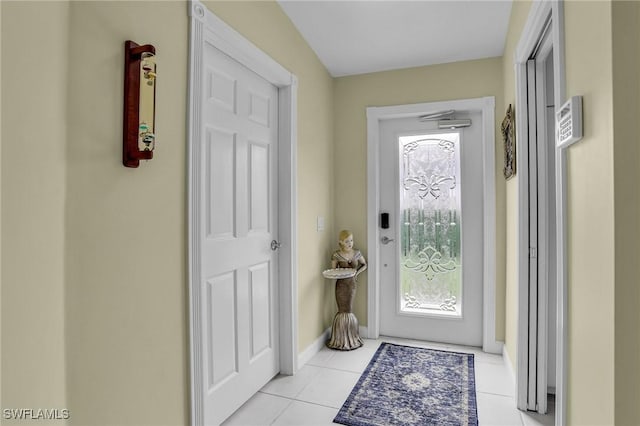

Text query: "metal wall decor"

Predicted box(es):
[502, 104, 516, 179]
[123, 40, 157, 168]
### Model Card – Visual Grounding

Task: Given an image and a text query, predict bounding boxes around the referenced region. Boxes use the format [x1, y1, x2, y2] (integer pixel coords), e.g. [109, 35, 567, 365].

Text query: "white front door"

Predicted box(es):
[378, 112, 483, 346]
[199, 43, 280, 425]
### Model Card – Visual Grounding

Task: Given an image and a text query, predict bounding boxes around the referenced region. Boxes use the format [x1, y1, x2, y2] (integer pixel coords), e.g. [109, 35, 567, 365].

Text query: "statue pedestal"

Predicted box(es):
[323, 268, 363, 351]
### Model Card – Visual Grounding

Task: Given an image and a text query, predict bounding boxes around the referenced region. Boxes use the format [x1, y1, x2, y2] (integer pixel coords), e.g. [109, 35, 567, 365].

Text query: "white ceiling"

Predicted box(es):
[278, 0, 513, 77]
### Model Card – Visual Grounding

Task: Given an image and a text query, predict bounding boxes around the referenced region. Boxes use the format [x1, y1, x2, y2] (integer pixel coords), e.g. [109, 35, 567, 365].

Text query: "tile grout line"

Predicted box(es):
[259, 389, 345, 418]
[289, 364, 358, 410]
[475, 389, 517, 398]
[305, 363, 368, 375]
[267, 397, 295, 426]
[261, 364, 360, 415]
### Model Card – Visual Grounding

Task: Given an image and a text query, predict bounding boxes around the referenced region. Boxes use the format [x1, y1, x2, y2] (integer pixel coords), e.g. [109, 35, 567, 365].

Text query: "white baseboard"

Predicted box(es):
[359, 326, 369, 339]
[297, 325, 372, 368]
[503, 344, 516, 394]
[483, 339, 504, 355]
[298, 328, 330, 368]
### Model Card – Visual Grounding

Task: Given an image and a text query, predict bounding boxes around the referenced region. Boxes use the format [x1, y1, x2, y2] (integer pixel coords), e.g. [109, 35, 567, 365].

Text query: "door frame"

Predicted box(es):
[514, 0, 567, 423]
[187, 1, 299, 425]
[366, 96, 500, 354]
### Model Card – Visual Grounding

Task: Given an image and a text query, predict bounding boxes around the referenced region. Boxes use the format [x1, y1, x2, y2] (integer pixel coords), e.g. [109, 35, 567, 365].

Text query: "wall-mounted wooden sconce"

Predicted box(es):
[123, 40, 157, 168]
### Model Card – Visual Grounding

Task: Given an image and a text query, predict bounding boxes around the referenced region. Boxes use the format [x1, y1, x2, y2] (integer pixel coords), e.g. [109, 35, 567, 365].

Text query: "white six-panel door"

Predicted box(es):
[200, 42, 280, 425]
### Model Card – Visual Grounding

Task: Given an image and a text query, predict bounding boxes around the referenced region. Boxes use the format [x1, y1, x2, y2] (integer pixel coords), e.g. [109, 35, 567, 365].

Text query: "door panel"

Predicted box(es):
[249, 142, 270, 233]
[207, 272, 238, 389]
[207, 127, 236, 238]
[530, 42, 557, 413]
[527, 59, 539, 410]
[201, 42, 279, 425]
[379, 113, 483, 346]
[249, 262, 272, 358]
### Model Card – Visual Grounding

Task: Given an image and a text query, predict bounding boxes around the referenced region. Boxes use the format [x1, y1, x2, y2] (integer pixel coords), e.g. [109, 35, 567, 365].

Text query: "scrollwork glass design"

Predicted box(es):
[399, 134, 462, 316]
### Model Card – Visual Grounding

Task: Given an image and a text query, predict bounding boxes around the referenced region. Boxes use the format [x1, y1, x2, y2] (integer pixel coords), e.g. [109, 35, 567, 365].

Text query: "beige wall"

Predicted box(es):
[333, 58, 505, 333]
[501, 0, 531, 369]
[0, 0, 3, 413]
[612, 1, 640, 424]
[564, 2, 616, 423]
[64, 2, 189, 424]
[1, 3, 69, 424]
[503, 1, 622, 424]
[3, 1, 334, 425]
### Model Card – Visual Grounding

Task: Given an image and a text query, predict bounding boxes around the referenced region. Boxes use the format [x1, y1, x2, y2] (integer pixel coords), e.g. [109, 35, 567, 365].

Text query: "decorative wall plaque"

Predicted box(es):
[502, 104, 516, 179]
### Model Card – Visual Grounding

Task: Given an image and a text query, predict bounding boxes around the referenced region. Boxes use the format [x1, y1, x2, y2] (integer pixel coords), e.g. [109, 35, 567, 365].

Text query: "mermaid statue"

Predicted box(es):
[325, 230, 367, 350]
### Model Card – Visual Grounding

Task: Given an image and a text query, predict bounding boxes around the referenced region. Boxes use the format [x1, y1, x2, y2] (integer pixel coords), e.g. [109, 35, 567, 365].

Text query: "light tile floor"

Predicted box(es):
[223, 337, 555, 426]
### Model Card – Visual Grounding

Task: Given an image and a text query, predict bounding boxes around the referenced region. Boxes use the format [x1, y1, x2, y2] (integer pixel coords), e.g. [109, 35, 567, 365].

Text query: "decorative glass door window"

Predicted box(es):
[399, 133, 462, 317]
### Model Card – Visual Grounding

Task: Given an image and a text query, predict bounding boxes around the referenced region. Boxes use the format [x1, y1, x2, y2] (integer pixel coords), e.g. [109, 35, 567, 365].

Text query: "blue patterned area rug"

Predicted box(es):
[334, 343, 478, 426]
